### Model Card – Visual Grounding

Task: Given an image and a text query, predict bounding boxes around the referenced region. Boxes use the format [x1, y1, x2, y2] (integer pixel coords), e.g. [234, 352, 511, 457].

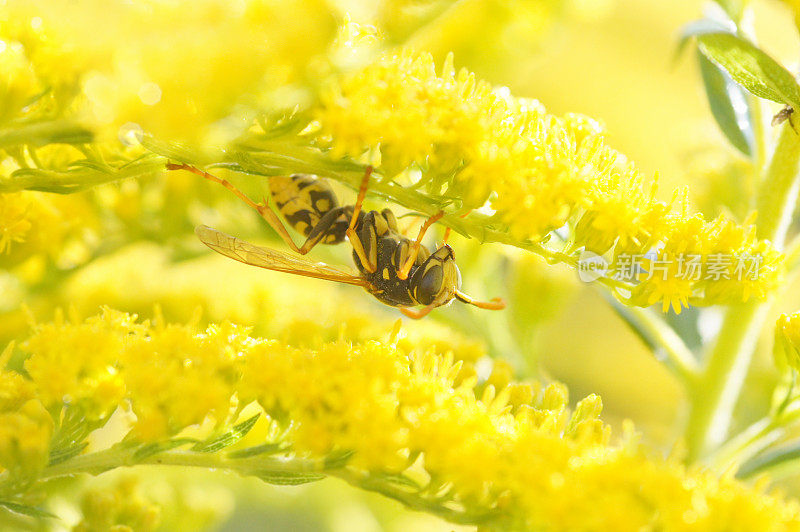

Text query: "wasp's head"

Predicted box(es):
[409, 245, 461, 308]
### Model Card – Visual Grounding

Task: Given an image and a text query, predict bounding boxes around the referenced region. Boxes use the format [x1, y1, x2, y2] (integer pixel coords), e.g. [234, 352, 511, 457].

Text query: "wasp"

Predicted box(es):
[166, 163, 505, 318]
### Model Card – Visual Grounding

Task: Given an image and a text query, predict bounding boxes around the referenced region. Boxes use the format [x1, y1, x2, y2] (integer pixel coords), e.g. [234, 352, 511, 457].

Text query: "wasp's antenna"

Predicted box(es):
[454, 290, 506, 310]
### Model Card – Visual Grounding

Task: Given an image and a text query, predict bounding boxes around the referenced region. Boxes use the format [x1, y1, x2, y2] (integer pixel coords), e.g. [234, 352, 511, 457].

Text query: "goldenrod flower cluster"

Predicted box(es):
[0, 191, 96, 268]
[0, 0, 335, 144]
[0, 345, 52, 479]
[0, 193, 30, 254]
[316, 50, 783, 313]
[73, 477, 161, 532]
[3, 309, 800, 530]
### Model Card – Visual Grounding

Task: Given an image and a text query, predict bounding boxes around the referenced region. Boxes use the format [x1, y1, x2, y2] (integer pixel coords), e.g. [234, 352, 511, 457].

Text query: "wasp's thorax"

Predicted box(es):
[351, 210, 461, 309]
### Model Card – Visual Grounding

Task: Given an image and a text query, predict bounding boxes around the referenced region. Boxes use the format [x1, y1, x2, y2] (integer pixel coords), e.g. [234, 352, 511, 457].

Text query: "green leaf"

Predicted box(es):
[0, 155, 166, 194]
[323, 449, 355, 469]
[738, 440, 800, 478]
[0, 501, 57, 519]
[254, 471, 326, 486]
[191, 414, 260, 453]
[0, 120, 93, 149]
[132, 438, 198, 460]
[227, 442, 288, 459]
[697, 49, 753, 156]
[664, 306, 703, 351]
[697, 32, 800, 109]
[48, 442, 88, 466]
[47, 408, 111, 466]
[140, 135, 220, 166]
[372, 472, 422, 491]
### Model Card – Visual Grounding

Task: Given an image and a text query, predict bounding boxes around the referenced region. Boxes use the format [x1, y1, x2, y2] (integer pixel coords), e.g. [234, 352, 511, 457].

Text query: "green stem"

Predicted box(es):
[756, 125, 800, 243]
[750, 97, 767, 182]
[685, 301, 767, 462]
[684, 123, 800, 462]
[623, 306, 699, 383]
[22, 445, 491, 526]
[785, 233, 800, 271]
[40, 444, 317, 478]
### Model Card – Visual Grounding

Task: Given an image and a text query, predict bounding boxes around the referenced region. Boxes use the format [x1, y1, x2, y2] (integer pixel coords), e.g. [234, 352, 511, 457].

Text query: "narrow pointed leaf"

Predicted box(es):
[191, 413, 260, 453]
[48, 442, 88, 466]
[697, 49, 754, 156]
[323, 449, 355, 469]
[227, 442, 288, 459]
[133, 438, 198, 460]
[254, 471, 326, 485]
[697, 32, 800, 109]
[373, 473, 422, 490]
[738, 440, 800, 479]
[0, 501, 57, 519]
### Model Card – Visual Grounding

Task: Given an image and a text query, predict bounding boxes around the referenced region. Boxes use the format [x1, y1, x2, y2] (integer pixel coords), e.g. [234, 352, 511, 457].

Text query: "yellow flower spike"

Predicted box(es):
[22, 308, 138, 419]
[0, 41, 40, 123]
[506, 382, 535, 411]
[485, 359, 514, 391]
[318, 47, 783, 312]
[123, 321, 245, 441]
[0, 190, 99, 274]
[540, 382, 569, 411]
[0, 397, 53, 478]
[74, 477, 161, 532]
[396, 320, 486, 365]
[563, 113, 606, 145]
[5, 309, 800, 528]
[630, 256, 694, 314]
[569, 394, 603, 425]
[0, 193, 32, 254]
[1, 0, 336, 144]
[0, 341, 14, 368]
[0, 367, 35, 416]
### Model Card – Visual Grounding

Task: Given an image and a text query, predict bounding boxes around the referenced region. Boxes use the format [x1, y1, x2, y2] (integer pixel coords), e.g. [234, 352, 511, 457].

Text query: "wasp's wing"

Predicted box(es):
[195, 225, 369, 287]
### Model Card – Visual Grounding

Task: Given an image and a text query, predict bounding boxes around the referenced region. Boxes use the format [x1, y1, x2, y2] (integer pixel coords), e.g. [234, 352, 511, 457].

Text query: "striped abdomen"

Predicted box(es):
[269, 174, 349, 244]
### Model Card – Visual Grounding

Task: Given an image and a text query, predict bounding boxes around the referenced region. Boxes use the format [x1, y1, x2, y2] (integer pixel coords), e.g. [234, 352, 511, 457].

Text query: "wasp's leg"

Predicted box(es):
[441, 209, 473, 246]
[381, 208, 399, 232]
[167, 163, 308, 254]
[400, 303, 437, 319]
[397, 210, 445, 280]
[298, 206, 350, 253]
[346, 166, 377, 272]
[454, 290, 506, 310]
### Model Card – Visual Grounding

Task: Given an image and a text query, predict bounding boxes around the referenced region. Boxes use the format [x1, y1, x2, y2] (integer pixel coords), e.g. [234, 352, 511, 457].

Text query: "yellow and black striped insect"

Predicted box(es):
[167, 163, 505, 318]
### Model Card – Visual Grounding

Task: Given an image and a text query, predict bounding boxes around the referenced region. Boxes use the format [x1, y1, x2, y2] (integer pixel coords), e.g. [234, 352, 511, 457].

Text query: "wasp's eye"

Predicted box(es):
[413, 264, 443, 305]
